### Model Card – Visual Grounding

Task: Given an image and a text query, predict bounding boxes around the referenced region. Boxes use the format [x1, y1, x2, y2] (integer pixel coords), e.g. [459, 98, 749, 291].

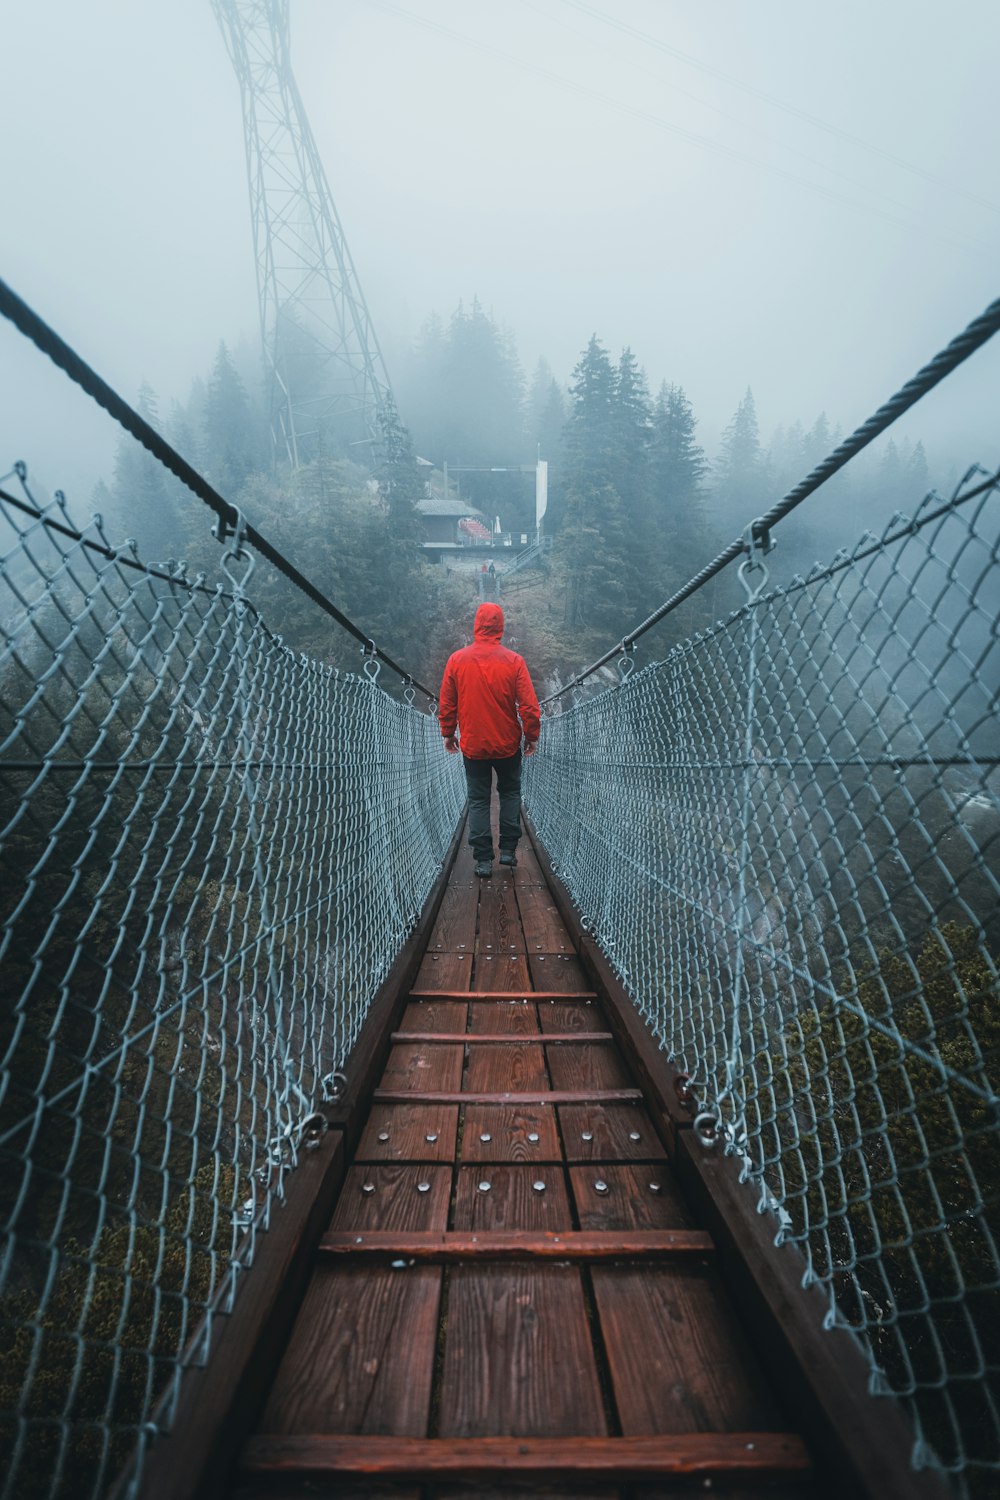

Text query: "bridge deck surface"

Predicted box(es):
[233, 825, 818, 1499]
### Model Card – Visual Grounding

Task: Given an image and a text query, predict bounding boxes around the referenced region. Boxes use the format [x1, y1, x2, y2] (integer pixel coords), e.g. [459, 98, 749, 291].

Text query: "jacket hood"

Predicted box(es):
[473, 603, 505, 642]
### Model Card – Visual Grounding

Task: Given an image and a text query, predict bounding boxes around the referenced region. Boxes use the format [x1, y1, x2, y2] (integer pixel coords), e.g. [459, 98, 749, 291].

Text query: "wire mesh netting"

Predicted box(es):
[525, 467, 1000, 1496]
[0, 468, 464, 1499]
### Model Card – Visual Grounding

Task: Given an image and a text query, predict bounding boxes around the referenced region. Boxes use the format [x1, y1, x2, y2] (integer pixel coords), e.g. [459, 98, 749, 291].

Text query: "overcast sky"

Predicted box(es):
[2, 0, 998, 510]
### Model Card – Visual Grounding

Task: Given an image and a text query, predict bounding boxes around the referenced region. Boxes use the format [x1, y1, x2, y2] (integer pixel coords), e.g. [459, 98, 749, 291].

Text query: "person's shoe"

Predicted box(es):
[475, 859, 493, 879]
[499, 849, 517, 868]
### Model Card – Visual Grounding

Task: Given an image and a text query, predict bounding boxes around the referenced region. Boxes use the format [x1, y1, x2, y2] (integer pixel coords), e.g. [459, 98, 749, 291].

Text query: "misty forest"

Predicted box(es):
[1, 4, 998, 1500]
[93, 298, 939, 691]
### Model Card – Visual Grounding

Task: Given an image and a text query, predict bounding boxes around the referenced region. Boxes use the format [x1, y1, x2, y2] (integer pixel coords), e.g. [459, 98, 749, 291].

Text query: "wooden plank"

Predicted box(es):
[425, 881, 479, 953]
[330, 1164, 453, 1231]
[570, 1163, 696, 1230]
[558, 1103, 668, 1162]
[468, 999, 540, 1034]
[477, 876, 527, 956]
[258, 1265, 443, 1437]
[380, 1040, 464, 1093]
[528, 951, 587, 990]
[375, 1089, 642, 1105]
[240, 1432, 813, 1480]
[515, 882, 573, 952]
[452, 1164, 573, 1232]
[260, 1162, 451, 1439]
[465, 1042, 549, 1093]
[547, 1040, 634, 1091]
[398, 999, 469, 1034]
[473, 952, 532, 991]
[389, 1030, 614, 1045]
[538, 998, 603, 1032]
[441, 1278, 607, 1438]
[318, 1230, 716, 1261]
[442, 1164, 605, 1438]
[410, 990, 597, 1001]
[461, 1103, 561, 1162]
[355, 1103, 459, 1163]
[414, 951, 473, 991]
[592, 1262, 783, 1435]
[396, 1032, 614, 1045]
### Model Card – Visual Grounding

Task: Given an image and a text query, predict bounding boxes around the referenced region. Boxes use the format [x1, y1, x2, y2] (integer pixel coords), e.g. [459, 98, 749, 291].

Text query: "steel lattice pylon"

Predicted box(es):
[212, 0, 394, 468]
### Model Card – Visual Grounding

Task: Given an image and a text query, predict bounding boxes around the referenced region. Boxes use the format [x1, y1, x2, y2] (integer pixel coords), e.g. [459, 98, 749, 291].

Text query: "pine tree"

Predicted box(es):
[649, 383, 709, 593]
[561, 336, 634, 635]
[714, 387, 768, 525]
[905, 440, 930, 503]
[535, 379, 567, 534]
[202, 342, 265, 495]
[110, 384, 182, 563]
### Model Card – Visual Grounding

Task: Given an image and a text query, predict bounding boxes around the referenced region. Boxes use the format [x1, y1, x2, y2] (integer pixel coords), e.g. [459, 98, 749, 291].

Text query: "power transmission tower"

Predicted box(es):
[212, 0, 394, 469]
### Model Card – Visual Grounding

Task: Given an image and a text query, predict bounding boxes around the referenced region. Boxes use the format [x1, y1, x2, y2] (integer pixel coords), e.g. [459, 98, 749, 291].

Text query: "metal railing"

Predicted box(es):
[525, 465, 1000, 1494]
[0, 465, 464, 1500]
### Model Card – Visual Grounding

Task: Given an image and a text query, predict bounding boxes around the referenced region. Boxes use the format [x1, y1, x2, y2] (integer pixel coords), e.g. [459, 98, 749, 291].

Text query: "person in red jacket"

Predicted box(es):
[439, 602, 540, 877]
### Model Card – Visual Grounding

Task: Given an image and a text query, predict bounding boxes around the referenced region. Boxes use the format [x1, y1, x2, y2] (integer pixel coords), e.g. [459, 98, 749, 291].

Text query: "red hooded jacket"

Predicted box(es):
[439, 603, 541, 760]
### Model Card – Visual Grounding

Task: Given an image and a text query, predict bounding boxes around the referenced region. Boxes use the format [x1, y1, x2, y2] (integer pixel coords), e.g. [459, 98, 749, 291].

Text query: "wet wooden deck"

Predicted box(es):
[232, 830, 818, 1499]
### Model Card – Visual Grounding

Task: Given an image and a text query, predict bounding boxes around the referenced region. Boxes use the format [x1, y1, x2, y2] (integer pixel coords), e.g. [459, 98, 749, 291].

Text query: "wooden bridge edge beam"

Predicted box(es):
[130, 812, 468, 1500]
[520, 810, 952, 1500]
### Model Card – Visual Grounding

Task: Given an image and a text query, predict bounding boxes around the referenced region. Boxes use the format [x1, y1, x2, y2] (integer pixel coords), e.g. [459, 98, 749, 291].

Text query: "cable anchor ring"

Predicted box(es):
[321, 1070, 347, 1103]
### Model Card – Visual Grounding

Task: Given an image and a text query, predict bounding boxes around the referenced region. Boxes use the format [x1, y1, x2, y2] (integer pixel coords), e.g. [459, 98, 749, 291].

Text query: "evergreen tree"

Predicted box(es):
[535, 378, 567, 534]
[110, 383, 182, 563]
[377, 393, 425, 537]
[877, 438, 906, 510]
[202, 342, 264, 494]
[648, 382, 709, 593]
[905, 440, 930, 503]
[713, 387, 768, 525]
[561, 336, 634, 634]
[612, 348, 653, 534]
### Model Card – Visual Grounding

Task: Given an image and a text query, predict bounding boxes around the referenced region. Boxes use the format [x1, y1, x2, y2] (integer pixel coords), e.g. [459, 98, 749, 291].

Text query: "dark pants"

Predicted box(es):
[463, 752, 522, 861]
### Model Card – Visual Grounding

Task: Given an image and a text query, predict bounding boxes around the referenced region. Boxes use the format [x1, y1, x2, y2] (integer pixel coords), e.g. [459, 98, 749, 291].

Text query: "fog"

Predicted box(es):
[1, 0, 998, 514]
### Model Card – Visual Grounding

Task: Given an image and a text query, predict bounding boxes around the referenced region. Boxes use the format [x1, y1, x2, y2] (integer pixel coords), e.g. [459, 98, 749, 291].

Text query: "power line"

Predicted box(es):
[368, 0, 993, 260]
[517, 0, 998, 227]
[559, 0, 1000, 220]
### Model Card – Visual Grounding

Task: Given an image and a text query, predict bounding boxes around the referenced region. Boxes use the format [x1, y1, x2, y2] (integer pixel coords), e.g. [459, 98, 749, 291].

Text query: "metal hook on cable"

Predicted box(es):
[361, 640, 381, 682]
[737, 519, 773, 602]
[218, 507, 255, 594]
[617, 641, 636, 682]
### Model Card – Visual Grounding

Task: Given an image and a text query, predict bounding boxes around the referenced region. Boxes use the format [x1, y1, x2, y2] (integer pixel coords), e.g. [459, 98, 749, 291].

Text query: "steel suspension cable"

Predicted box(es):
[544, 291, 1000, 704]
[0, 276, 435, 700]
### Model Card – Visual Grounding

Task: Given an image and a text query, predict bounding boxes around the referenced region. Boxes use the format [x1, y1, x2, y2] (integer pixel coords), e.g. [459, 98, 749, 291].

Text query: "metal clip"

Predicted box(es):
[693, 1110, 720, 1148]
[617, 641, 636, 682]
[401, 675, 415, 706]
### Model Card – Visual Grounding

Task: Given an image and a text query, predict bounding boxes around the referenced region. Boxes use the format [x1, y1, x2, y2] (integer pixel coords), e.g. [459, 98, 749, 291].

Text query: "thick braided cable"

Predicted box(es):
[0, 276, 435, 699]
[544, 292, 1000, 702]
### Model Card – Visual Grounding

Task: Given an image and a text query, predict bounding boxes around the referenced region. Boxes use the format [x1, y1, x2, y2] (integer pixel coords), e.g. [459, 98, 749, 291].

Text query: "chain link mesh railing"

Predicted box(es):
[525, 466, 1000, 1497]
[0, 465, 464, 1500]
